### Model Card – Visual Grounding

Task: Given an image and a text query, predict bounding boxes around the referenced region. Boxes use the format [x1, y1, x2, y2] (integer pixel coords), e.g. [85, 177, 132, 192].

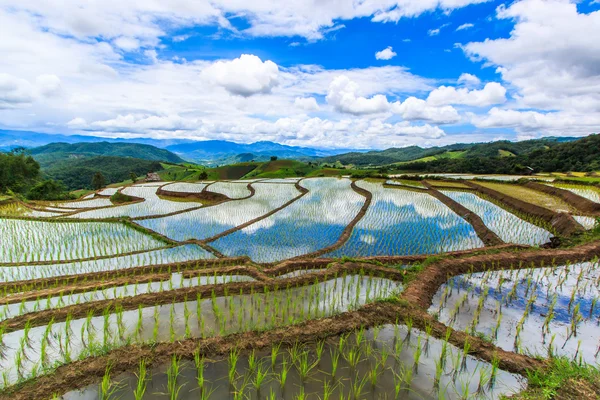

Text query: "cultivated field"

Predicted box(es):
[0, 176, 599, 399]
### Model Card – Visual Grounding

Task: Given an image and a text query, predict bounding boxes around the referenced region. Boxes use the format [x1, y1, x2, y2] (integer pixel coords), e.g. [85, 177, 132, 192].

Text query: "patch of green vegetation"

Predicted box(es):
[110, 192, 135, 204]
[243, 159, 319, 179]
[498, 149, 516, 157]
[518, 357, 600, 399]
[70, 189, 95, 198]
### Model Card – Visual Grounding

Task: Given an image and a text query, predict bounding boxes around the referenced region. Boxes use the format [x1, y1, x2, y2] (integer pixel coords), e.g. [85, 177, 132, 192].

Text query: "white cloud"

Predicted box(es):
[0, 73, 36, 109]
[472, 107, 600, 136]
[202, 54, 279, 97]
[113, 36, 141, 51]
[391, 97, 460, 124]
[294, 97, 320, 111]
[84, 114, 198, 132]
[428, 23, 450, 36]
[0, 73, 62, 109]
[1, 0, 494, 44]
[457, 73, 481, 86]
[464, 0, 600, 113]
[456, 23, 474, 31]
[326, 75, 390, 115]
[427, 82, 507, 106]
[375, 46, 397, 60]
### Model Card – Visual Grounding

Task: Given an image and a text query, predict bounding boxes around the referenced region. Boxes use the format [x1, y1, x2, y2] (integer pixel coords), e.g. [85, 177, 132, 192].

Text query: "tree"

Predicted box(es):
[270, 156, 278, 161]
[27, 180, 70, 201]
[198, 171, 208, 180]
[130, 172, 138, 182]
[0, 151, 40, 194]
[92, 172, 106, 190]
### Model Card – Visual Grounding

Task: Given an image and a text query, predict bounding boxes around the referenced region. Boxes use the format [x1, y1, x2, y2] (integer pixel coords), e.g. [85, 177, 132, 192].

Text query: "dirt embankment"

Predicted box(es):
[156, 187, 230, 203]
[0, 257, 249, 294]
[464, 181, 584, 236]
[401, 239, 600, 309]
[0, 262, 407, 333]
[423, 182, 504, 246]
[524, 181, 600, 215]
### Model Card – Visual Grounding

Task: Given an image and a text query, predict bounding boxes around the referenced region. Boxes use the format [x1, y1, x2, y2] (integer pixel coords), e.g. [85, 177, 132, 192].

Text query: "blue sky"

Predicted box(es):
[0, 0, 599, 149]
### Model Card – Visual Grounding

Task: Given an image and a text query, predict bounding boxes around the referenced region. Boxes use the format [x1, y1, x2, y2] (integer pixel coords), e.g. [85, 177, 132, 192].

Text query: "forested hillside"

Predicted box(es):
[30, 142, 184, 166]
[43, 156, 163, 190]
[320, 137, 578, 167]
[401, 134, 600, 174]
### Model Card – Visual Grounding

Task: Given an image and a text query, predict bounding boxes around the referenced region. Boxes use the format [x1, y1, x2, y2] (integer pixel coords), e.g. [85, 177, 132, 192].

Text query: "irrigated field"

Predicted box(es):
[1, 176, 599, 399]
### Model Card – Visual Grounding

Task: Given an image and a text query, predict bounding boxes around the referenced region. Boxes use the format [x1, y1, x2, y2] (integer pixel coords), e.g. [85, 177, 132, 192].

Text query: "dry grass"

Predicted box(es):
[477, 181, 577, 213]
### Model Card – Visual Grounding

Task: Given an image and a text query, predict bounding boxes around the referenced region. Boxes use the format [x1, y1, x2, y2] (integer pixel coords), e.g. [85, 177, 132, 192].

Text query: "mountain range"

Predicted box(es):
[0, 129, 355, 165]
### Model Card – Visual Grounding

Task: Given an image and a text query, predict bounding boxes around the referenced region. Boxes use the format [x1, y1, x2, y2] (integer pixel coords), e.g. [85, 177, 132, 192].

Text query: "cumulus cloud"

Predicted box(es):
[0, 73, 61, 109]
[457, 73, 481, 86]
[326, 75, 390, 115]
[294, 97, 320, 111]
[464, 0, 600, 113]
[391, 97, 460, 124]
[427, 82, 507, 106]
[375, 46, 397, 60]
[202, 54, 279, 96]
[0, 73, 37, 109]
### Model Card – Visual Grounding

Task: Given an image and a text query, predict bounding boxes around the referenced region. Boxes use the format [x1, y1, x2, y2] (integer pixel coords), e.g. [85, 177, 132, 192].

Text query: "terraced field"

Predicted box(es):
[1, 177, 599, 399]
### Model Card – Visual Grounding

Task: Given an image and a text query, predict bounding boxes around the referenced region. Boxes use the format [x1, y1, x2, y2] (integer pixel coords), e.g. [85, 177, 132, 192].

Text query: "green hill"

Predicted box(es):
[320, 137, 578, 167]
[44, 156, 164, 190]
[400, 134, 600, 174]
[30, 142, 184, 167]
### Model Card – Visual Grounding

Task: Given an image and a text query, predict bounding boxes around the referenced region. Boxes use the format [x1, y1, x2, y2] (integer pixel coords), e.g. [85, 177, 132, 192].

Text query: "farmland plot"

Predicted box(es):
[211, 178, 364, 262]
[65, 324, 522, 400]
[476, 182, 575, 213]
[208, 181, 252, 198]
[0, 219, 165, 263]
[51, 198, 113, 209]
[0, 273, 254, 322]
[67, 185, 199, 219]
[441, 190, 553, 245]
[0, 244, 214, 282]
[430, 261, 600, 364]
[550, 183, 600, 203]
[139, 182, 301, 241]
[325, 181, 483, 257]
[0, 274, 400, 387]
[161, 182, 210, 193]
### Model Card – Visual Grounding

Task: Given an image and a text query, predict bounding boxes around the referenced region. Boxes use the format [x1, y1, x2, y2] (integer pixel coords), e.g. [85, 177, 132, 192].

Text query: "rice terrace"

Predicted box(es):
[1, 171, 600, 399]
[2, 0, 600, 397]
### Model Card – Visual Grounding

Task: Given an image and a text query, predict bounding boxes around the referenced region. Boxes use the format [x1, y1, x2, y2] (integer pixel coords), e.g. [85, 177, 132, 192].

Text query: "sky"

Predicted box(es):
[0, 0, 599, 150]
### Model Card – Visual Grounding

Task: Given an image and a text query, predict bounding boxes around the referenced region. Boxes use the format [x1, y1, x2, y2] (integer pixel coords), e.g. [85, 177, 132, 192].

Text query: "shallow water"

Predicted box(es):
[138, 183, 300, 241]
[211, 178, 364, 262]
[0, 244, 215, 282]
[0, 273, 255, 321]
[0, 219, 164, 264]
[441, 190, 552, 245]
[325, 181, 483, 258]
[63, 324, 524, 400]
[430, 262, 600, 364]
